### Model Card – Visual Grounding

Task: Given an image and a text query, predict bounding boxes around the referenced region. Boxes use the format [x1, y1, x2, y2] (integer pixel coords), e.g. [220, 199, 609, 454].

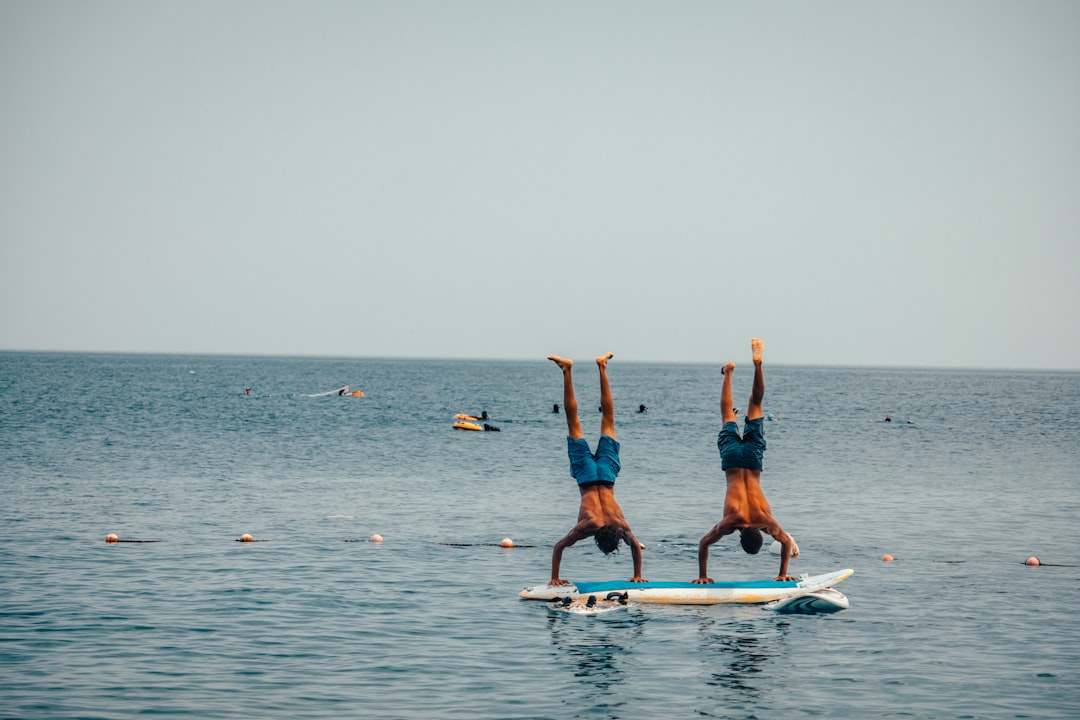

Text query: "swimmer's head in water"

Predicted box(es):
[594, 525, 624, 555]
[740, 528, 763, 554]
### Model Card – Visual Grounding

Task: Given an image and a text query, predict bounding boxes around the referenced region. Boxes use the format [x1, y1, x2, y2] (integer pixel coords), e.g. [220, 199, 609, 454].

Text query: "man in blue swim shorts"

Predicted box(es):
[693, 339, 800, 583]
[546, 352, 646, 587]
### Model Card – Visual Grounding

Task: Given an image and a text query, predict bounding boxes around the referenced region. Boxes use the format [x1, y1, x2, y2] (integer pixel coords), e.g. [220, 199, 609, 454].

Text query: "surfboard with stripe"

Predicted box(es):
[520, 568, 853, 605]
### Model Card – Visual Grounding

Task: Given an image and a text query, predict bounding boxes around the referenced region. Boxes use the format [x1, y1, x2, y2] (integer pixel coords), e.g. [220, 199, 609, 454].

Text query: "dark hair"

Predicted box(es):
[740, 528, 763, 554]
[594, 526, 623, 555]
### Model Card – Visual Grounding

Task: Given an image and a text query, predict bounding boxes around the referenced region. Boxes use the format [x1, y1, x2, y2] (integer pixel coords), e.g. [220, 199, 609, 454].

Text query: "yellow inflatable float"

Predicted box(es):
[453, 421, 483, 431]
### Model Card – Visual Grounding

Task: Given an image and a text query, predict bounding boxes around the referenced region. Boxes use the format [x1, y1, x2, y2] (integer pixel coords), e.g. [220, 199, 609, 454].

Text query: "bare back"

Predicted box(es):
[721, 468, 775, 529]
[576, 483, 630, 532]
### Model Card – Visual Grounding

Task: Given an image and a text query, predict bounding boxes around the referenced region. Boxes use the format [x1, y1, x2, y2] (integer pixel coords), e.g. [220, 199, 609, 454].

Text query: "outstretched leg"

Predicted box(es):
[720, 362, 737, 423]
[747, 338, 765, 420]
[597, 353, 616, 439]
[548, 356, 583, 439]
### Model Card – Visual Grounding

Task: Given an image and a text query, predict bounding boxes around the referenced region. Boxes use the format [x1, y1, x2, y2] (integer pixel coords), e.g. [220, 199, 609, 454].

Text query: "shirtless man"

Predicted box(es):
[694, 338, 799, 583]
[547, 352, 646, 586]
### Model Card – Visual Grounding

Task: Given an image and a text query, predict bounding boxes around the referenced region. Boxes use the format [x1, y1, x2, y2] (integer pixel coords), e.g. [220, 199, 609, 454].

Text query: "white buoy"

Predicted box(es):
[369, 533, 384, 543]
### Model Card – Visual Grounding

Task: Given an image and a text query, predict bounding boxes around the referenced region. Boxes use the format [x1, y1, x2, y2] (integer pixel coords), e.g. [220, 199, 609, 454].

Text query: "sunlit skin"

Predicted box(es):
[694, 339, 798, 583]
[547, 353, 646, 587]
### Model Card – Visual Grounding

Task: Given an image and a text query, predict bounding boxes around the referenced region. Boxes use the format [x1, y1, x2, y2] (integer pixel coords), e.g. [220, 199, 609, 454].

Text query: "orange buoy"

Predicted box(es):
[105, 533, 119, 544]
[238, 533, 254, 543]
[499, 538, 514, 548]
[881, 554, 894, 562]
[369, 533, 384, 543]
[1025, 556, 1041, 566]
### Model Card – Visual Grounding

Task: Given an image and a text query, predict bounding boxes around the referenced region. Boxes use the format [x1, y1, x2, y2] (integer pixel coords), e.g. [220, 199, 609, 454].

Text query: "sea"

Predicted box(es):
[1, 352, 1078, 720]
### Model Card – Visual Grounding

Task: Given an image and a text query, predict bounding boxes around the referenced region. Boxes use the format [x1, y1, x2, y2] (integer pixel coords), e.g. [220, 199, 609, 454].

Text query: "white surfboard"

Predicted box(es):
[547, 591, 633, 615]
[305, 386, 349, 397]
[520, 568, 853, 605]
[765, 587, 849, 614]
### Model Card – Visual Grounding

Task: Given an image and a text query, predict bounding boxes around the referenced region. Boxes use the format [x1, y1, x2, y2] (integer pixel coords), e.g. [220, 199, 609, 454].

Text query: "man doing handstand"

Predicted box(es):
[694, 338, 799, 583]
[547, 353, 646, 587]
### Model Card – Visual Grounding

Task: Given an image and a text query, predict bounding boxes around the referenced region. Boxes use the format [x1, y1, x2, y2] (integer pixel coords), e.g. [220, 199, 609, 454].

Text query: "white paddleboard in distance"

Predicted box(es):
[765, 587, 849, 614]
[520, 568, 853, 605]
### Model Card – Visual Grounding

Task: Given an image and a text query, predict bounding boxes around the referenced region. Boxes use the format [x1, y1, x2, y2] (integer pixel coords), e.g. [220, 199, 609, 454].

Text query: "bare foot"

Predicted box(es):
[547, 355, 573, 370]
[595, 352, 614, 368]
[751, 338, 763, 364]
[721, 362, 735, 375]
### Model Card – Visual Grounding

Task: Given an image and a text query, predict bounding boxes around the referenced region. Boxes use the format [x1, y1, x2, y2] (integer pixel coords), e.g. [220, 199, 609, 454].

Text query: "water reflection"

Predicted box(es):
[546, 609, 646, 712]
[695, 612, 789, 716]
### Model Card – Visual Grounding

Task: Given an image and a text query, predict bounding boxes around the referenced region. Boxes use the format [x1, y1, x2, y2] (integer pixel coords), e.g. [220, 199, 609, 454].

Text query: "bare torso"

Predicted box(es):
[576, 483, 629, 531]
[721, 468, 774, 527]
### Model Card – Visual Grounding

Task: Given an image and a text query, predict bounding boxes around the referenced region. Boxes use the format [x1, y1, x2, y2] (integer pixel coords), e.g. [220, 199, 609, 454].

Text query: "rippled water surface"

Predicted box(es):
[2, 353, 1078, 719]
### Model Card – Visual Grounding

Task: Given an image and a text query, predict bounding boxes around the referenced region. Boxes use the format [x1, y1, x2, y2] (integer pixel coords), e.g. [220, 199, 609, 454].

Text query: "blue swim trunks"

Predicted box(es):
[717, 417, 766, 471]
[567, 435, 621, 485]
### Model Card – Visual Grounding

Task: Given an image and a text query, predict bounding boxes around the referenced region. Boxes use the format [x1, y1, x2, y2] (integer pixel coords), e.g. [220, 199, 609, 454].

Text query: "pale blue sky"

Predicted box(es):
[2, 1, 1078, 369]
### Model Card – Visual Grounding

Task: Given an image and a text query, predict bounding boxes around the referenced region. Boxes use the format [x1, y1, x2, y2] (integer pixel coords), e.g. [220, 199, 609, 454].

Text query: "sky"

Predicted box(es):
[2, 1, 1078, 370]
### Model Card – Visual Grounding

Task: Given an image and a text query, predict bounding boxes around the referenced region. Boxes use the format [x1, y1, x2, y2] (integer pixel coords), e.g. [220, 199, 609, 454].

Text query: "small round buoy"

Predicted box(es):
[500, 538, 514, 548]
[239, 533, 254, 543]
[1025, 556, 1041, 566]
[881, 554, 894, 562]
[105, 533, 119, 544]
[369, 533, 383, 543]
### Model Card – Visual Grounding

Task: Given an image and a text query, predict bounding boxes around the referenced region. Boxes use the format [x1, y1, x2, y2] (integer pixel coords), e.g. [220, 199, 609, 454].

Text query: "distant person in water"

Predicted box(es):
[694, 338, 799, 583]
[638, 404, 649, 413]
[546, 353, 646, 586]
[552, 404, 560, 413]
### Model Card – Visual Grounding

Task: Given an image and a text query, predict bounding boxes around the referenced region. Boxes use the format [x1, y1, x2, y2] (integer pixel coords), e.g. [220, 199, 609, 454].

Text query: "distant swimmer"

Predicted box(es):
[885, 414, 892, 422]
[547, 353, 646, 586]
[638, 404, 649, 413]
[552, 404, 560, 413]
[694, 339, 798, 583]
[245, 388, 252, 396]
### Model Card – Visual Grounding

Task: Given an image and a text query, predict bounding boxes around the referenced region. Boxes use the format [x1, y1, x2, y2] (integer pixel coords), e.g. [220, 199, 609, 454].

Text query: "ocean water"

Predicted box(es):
[1, 352, 1078, 720]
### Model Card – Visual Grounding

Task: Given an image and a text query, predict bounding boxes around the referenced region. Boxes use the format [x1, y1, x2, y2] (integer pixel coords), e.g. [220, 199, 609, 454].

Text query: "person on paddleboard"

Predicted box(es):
[546, 352, 646, 587]
[694, 338, 800, 583]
